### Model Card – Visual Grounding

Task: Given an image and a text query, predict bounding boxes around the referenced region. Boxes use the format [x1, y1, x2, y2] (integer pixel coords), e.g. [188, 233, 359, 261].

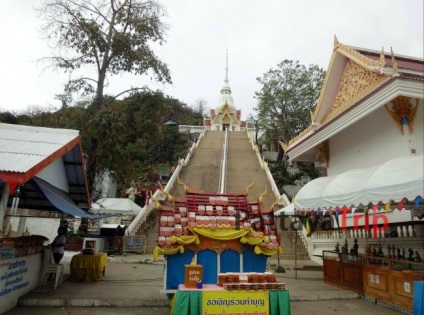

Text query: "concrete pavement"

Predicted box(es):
[3, 252, 406, 314]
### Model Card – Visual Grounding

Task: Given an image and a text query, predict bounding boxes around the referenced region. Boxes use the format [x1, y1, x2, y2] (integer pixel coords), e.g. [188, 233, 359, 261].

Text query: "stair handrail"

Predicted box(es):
[218, 129, 228, 193]
[246, 128, 290, 206]
[127, 130, 206, 235]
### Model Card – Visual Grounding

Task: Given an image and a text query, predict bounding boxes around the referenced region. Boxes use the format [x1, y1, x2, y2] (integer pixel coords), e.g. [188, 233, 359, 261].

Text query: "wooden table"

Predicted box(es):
[70, 253, 108, 282]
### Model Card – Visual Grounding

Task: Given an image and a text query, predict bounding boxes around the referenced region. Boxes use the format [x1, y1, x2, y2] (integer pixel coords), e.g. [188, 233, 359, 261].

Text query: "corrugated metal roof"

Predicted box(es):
[0, 123, 79, 173]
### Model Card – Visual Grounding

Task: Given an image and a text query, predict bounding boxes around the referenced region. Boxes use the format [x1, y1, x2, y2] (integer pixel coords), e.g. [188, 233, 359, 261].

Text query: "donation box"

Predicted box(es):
[185, 264, 203, 288]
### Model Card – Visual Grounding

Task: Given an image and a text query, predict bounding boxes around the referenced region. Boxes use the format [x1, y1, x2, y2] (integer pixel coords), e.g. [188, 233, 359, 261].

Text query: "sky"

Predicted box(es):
[0, 0, 423, 120]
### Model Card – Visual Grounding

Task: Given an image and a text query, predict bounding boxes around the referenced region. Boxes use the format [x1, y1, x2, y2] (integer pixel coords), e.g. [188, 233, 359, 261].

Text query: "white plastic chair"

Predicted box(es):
[41, 249, 64, 290]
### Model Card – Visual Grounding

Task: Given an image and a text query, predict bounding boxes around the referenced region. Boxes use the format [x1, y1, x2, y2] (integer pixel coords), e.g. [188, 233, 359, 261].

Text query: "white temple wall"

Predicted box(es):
[329, 100, 423, 176]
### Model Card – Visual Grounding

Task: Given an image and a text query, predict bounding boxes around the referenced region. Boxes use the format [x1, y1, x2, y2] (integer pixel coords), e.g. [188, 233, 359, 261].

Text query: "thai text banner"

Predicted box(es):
[202, 290, 269, 315]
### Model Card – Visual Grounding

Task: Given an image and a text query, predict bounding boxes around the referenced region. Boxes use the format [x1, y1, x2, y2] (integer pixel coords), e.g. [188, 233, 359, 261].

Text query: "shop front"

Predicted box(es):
[0, 123, 103, 313]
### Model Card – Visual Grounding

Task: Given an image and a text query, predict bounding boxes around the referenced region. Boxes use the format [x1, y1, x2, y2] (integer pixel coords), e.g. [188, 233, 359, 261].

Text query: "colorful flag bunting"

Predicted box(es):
[385, 201, 391, 213]
[414, 196, 421, 207]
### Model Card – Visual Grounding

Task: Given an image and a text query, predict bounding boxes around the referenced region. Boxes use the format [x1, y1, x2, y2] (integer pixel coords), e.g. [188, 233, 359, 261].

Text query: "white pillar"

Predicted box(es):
[0, 183, 10, 234]
[17, 209, 28, 236]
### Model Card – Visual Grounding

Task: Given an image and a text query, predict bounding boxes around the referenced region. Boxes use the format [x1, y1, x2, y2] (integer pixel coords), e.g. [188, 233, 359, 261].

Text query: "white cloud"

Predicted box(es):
[0, 0, 422, 120]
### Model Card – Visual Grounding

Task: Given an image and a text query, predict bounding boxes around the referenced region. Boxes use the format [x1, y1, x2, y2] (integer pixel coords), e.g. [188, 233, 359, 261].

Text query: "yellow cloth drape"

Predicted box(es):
[254, 245, 283, 256]
[69, 253, 108, 282]
[240, 235, 270, 245]
[188, 227, 250, 240]
[171, 234, 200, 245]
[153, 245, 185, 261]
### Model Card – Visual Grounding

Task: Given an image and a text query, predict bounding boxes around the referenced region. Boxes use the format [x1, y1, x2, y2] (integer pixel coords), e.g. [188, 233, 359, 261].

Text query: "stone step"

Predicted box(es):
[278, 254, 311, 260]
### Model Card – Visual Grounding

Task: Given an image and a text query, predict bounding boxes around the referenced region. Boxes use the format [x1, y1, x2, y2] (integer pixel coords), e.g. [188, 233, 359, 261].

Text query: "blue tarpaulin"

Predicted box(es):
[31, 177, 119, 219]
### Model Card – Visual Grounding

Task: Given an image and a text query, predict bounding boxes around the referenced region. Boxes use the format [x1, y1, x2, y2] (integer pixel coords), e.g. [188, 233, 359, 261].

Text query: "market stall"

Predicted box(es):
[0, 123, 108, 314]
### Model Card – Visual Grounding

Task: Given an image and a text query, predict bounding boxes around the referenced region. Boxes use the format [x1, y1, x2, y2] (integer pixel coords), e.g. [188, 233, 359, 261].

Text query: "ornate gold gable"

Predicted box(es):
[321, 60, 387, 123]
[311, 36, 395, 125]
[211, 100, 239, 124]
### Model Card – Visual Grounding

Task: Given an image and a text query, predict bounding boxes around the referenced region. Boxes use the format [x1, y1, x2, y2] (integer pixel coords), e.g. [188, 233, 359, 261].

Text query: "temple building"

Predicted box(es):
[204, 51, 246, 131]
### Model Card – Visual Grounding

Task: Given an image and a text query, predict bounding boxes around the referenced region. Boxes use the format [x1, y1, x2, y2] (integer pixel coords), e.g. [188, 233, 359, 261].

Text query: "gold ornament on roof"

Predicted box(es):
[245, 179, 255, 196]
[318, 140, 330, 168]
[379, 47, 386, 68]
[390, 47, 398, 72]
[385, 96, 419, 134]
[322, 60, 386, 123]
[279, 141, 288, 152]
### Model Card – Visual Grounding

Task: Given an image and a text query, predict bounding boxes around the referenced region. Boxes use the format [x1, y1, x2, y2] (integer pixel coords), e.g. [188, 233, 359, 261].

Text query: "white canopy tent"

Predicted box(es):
[294, 154, 424, 210]
[91, 198, 143, 215]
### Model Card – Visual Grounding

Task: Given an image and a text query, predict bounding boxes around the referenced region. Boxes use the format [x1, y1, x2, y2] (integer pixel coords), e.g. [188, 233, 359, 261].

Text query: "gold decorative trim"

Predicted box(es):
[176, 175, 189, 193]
[289, 37, 392, 147]
[385, 96, 419, 134]
[318, 140, 330, 168]
[160, 189, 174, 203]
[270, 199, 278, 210]
[258, 185, 268, 205]
[279, 141, 288, 152]
[322, 60, 386, 123]
[289, 125, 314, 145]
[390, 47, 398, 72]
[380, 47, 386, 68]
[337, 43, 382, 69]
[245, 179, 255, 196]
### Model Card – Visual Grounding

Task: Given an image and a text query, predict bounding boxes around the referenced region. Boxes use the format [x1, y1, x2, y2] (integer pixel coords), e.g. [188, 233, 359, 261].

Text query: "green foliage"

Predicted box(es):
[0, 111, 19, 124]
[255, 59, 326, 186]
[255, 60, 325, 146]
[0, 90, 198, 199]
[37, 0, 171, 102]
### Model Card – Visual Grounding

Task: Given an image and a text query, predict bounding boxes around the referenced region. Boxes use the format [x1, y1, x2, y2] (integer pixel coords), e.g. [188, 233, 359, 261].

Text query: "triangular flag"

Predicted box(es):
[306, 220, 311, 236]
[372, 204, 378, 211]
[398, 200, 403, 211]
[316, 208, 321, 216]
[291, 195, 295, 204]
[385, 201, 391, 213]
[414, 196, 421, 207]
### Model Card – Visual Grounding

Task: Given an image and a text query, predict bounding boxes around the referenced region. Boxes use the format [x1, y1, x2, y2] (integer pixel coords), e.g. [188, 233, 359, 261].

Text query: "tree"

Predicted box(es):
[255, 60, 325, 187]
[192, 98, 209, 118]
[37, 0, 171, 104]
[255, 60, 325, 153]
[36, 0, 172, 193]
